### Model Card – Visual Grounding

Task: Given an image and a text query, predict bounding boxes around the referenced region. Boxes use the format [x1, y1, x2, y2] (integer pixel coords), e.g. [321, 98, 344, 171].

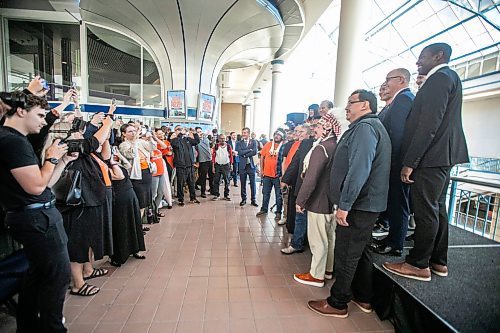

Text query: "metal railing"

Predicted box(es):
[448, 175, 500, 242]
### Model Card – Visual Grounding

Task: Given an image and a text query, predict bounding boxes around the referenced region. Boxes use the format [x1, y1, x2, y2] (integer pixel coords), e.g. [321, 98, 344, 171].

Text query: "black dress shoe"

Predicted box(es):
[200, 194, 207, 198]
[250, 201, 259, 207]
[178, 202, 185, 207]
[373, 244, 402, 256]
[240, 200, 246, 206]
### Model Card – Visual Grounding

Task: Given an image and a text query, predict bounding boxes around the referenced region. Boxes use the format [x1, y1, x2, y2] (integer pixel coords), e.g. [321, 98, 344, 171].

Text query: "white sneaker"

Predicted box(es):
[277, 219, 286, 226]
[280, 245, 303, 255]
[212, 196, 219, 201]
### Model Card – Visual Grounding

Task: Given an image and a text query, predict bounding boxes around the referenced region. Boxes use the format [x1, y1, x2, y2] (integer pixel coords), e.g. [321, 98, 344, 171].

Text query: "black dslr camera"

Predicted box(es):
[71, 117, 86, 132]
[65, 139, 85, 154]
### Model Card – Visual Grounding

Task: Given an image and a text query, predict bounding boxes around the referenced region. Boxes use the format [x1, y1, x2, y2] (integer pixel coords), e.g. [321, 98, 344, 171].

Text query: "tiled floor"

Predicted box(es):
[2, 189, 395, 333]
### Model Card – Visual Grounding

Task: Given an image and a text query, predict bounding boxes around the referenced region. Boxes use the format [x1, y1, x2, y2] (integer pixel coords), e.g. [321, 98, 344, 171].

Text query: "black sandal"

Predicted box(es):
[83, 268, 108, 280]
[69, 283, 100, 296]
[133, 253, 146, 259]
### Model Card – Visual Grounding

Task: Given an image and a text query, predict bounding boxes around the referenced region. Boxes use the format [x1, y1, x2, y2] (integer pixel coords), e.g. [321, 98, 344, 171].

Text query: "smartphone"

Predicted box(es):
[111, 146, 118, 155]
[71, 82, 77, 90]
[40, 79, 49, 90]
[111, 98, 116, 105]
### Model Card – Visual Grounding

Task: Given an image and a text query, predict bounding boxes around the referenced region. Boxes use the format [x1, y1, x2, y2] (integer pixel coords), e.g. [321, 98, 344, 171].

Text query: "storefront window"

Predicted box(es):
[7, 20, 81, 100]
[87, 25, 162, 107]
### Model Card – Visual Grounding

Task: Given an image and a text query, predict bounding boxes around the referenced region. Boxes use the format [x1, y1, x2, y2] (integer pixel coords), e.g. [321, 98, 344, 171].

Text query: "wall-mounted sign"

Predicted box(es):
[167, 90, 187, 118]
[197, 93, 216, 121]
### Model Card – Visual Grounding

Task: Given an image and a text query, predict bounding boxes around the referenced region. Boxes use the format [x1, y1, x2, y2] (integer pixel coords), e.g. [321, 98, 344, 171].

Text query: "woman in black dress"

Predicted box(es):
[109, 149, 146, 266]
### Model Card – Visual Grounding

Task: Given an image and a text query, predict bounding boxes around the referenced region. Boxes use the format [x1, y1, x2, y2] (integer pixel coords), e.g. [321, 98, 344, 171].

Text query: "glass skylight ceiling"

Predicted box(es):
[318, 0, 500, 89]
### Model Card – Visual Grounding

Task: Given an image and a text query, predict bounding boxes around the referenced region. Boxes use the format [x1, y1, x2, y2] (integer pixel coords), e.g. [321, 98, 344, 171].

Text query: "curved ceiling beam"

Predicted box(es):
[198, 0, 240, 92]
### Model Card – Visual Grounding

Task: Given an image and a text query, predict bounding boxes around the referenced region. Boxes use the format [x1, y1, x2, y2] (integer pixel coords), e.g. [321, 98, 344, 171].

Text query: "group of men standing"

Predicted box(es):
[305, 42, 468, 317]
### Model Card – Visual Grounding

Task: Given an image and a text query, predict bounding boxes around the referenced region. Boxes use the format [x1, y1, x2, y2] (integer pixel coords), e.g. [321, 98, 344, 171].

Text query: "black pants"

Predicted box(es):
[286, 192, 296, 234]
[196, 161, 212, 195]
[5, 208, 71, 333]
[406, 167, 451, 269]
[239, 164, 256, 202]
[213, 163, 231, 198]
[382, 168, 411, 250]
[328, 210, 379, 310]
[176, 166, 196, 202]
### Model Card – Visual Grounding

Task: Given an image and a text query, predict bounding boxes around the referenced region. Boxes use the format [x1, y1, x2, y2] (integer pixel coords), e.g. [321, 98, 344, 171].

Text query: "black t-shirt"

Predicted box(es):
[0, 126, 52, 211]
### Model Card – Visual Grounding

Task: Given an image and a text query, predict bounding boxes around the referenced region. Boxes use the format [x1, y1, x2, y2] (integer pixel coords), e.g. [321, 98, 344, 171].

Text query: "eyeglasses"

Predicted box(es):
[385, 76, 402, 83]
[346, 100, 364, 107]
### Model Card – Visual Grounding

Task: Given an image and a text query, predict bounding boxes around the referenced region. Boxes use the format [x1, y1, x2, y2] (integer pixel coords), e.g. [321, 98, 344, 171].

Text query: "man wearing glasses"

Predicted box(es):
[372, 68, 414, 256]
[308, 89, 391, 318]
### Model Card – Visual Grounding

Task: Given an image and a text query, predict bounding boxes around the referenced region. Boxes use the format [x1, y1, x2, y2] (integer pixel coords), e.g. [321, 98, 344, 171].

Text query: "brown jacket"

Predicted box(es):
[296, 137, 337, 214]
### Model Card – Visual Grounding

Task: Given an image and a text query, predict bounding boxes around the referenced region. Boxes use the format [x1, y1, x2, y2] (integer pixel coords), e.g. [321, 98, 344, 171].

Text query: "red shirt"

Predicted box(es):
[151, 149, 165, 176]
[158, 140, 174, 169]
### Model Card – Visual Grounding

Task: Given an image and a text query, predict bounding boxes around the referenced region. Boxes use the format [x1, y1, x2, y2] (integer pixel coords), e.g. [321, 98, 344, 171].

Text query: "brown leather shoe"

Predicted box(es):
[430, 262, 448, 277]
[307, 299, 348, 318]
[351, 299, 372, 313]
[383, 261, 431, 282]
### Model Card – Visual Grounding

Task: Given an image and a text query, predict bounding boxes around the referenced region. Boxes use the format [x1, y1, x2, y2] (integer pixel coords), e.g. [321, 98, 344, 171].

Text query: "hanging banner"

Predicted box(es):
[167, 90, 187, 118]
[197, 93, 216, 121]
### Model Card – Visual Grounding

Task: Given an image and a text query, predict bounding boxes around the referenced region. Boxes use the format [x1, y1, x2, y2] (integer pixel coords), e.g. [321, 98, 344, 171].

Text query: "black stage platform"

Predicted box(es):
[372, 226, 500, 333]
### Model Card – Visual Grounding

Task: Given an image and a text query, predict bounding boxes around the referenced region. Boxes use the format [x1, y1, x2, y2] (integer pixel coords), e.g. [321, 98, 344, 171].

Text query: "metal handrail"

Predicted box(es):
[448, 175, 500, 241]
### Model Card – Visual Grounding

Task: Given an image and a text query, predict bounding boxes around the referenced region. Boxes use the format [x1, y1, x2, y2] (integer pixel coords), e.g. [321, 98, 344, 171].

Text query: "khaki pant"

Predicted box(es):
[307, 211, 336, 280]
[282, 191, 289, 220]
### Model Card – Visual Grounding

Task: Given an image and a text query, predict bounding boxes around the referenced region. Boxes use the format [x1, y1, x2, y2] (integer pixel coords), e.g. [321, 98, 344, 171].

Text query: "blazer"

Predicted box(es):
[281, 138, 315, 196]
[235, 139, 258, 171]
[379, 88, 414, 168]
[401, 66, 469, 169]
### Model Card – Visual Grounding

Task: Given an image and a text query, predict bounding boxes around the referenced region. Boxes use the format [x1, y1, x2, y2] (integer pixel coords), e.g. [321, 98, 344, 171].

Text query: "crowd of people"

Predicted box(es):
[0, 42, 468, 331]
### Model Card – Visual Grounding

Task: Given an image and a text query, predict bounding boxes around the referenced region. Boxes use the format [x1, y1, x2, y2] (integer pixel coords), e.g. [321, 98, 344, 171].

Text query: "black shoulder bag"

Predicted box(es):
[52, 164, 84, 206]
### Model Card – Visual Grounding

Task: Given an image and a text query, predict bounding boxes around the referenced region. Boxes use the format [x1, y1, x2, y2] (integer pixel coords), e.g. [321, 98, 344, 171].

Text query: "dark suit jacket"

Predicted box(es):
[401, 67, 469, 169]
[281, 138, 314, 196]
[379, 88, 414, 168]
[235, 139, 258, 171]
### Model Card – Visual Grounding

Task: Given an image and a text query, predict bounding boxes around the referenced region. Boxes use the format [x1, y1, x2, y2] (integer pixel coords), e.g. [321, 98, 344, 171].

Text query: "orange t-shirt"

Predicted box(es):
[138, 150, 149, 170]
[151, 149, 165, 176]
[158, 140, 174, 169]
[260, 141, 281, 178]
[284, 141, 300, 171]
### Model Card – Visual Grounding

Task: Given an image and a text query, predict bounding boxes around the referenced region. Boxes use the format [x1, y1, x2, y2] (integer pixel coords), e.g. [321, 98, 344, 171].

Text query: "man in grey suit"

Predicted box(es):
[384, 43, 469, 281]
[235, 127, 259, 207]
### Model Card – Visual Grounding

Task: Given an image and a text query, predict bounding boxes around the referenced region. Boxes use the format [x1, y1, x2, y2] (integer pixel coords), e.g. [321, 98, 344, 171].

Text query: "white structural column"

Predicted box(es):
[244, 104, 252, 129]
[269, 59, 284, 137]
[333, 0, 370, 107]
[252, 90, 261, 131]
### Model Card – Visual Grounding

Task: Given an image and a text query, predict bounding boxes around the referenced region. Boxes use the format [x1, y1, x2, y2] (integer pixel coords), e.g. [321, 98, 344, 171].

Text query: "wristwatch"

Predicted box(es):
[47, 158, 59, 165]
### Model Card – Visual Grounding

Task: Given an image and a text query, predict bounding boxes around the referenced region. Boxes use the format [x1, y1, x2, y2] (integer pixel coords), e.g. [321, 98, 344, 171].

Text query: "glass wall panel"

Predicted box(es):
[6, 20, 80, 100]
[87, 25, 141, 105]
[86, 25, 162, 107]
[142, 52, 161, 108]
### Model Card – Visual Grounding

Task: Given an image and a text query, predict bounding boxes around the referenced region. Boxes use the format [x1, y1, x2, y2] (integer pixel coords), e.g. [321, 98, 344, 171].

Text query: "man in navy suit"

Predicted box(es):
[235, 127, 259, 207]
[227, 131, 239, 187]
[384, 43, 469, 281]
[372, 68, 415, 256]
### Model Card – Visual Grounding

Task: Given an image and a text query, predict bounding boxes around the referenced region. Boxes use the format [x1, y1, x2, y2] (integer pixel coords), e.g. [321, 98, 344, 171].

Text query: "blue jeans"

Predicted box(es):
[291, 210, 307, 250]
[231, 161, 239, 185]
[261, 176, 282, 213]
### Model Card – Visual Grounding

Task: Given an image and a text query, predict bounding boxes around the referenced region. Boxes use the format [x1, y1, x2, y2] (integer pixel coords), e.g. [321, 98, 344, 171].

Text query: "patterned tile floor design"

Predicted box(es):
[2, 189, 395, 333]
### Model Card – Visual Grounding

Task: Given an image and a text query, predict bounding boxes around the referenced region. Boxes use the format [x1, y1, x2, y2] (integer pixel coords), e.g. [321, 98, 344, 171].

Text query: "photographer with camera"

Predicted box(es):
[47, 102, 117, 297]
[0, 92, 71, 332]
